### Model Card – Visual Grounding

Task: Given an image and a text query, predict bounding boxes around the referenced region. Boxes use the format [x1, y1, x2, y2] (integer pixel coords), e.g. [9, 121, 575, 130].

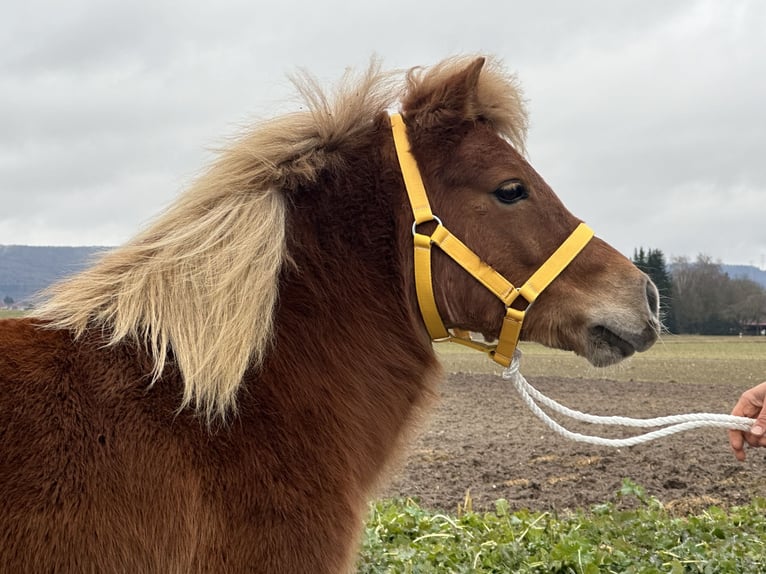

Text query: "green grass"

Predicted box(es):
[360, 481, 766, 573]
[0, 309, 26, 319]
[436, 335, 766, 386]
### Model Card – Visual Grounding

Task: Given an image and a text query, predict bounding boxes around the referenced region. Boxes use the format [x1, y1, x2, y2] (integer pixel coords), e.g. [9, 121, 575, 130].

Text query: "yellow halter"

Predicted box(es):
[390, 113, 594, 367]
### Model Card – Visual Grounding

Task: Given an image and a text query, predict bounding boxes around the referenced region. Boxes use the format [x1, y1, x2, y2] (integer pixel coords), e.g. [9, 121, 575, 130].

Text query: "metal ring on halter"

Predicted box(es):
[411, 215, 443, 237]
[509, 288, 535, 313]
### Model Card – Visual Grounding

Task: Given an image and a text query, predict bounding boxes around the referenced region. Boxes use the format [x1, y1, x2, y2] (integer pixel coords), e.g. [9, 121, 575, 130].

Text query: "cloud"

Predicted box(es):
[0, 0, 764, 267]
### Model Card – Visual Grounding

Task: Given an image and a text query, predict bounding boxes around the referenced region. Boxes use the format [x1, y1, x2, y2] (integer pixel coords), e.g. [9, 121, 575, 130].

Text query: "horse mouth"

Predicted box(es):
[585, 324, 643, 367]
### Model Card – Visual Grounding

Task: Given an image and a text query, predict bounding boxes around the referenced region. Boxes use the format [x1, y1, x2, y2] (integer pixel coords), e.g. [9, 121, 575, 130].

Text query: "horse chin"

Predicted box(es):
[581, 322, 658, 367]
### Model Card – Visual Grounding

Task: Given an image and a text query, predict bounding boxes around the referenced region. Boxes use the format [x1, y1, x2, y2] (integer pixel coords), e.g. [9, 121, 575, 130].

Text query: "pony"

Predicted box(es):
[0, 55, 660, 572]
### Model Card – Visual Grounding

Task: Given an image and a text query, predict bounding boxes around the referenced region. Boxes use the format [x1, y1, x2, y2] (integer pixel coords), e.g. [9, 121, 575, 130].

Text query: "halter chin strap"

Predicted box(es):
[390, 113, 594, 367]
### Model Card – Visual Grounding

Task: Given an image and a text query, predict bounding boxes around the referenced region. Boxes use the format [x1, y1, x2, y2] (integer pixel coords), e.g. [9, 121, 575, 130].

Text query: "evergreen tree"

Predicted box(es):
[632, 247, 675, 333]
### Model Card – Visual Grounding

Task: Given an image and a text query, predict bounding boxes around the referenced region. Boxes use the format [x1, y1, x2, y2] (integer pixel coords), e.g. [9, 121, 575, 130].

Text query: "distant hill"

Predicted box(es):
[2, 245, 764, 308]
[0, 245, 110, 306]
[722, 264, 766, 289]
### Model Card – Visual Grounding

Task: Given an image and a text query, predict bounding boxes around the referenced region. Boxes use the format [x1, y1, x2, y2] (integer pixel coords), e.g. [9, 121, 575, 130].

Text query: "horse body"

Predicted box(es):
[0, 56, 659, 572]
[1, 311, 436, 572]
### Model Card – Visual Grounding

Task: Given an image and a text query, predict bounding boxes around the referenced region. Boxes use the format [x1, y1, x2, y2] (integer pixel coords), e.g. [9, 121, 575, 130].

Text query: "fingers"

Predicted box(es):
[731, 389, 763, 419]
[743, 381, 766, 414]
[730, 392, 755, 461]
[744, 388, 766, 450]
[728, 429, 766, 462]
[750, 401, 766, 437]
[729, 382, 766, 461]
[729, 429, 746, 461]
[745, 432, 766, 448]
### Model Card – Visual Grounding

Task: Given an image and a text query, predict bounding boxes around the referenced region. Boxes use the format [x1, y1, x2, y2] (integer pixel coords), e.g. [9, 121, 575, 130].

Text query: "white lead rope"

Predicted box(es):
[502, 351, 754, 447]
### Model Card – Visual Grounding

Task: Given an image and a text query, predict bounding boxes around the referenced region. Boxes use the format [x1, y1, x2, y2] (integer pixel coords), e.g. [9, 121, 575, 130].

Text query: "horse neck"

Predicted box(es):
[248, 125, 440, 489]
[277, 123, 429, 360]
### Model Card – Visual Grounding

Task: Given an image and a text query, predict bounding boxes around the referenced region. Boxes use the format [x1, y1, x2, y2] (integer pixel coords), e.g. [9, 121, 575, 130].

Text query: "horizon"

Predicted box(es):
[2, 243, 764, 271]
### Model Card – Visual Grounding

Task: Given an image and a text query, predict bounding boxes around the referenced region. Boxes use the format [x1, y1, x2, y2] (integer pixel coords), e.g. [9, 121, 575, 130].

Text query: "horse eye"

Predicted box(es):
[493, 180, 528, 205]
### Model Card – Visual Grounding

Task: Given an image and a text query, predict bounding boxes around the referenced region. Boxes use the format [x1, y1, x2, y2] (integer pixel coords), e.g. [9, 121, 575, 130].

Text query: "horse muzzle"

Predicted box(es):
[583, 278, 661, 366]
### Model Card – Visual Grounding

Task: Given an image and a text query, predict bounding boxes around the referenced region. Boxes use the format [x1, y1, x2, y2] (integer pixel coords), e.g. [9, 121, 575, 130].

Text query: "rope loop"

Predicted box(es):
[502, 351, 754, 448]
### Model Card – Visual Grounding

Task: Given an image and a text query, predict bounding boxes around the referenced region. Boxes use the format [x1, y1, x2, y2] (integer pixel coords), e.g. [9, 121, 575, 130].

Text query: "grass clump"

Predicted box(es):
[358, 480, 766, 573]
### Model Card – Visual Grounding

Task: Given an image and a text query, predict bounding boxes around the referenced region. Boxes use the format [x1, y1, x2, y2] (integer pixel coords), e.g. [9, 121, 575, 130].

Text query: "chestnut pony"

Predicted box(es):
[0, 56, 659, 572]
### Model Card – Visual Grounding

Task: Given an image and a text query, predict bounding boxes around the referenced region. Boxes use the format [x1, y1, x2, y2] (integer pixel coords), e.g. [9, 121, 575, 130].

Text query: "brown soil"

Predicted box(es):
[383, 373, 766, 514]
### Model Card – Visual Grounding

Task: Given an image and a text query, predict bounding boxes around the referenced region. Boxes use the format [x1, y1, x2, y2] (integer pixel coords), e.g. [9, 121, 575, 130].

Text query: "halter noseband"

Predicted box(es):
[390, 113, 594, 367]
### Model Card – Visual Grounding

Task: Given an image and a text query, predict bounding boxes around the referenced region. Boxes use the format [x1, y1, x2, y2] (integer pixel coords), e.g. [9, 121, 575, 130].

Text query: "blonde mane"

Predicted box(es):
[33, 55, 528, 420]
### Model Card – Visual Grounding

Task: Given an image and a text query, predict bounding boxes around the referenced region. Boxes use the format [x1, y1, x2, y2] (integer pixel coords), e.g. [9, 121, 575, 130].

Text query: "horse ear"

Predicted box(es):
[445, 57, 486, 119]
[404, 56, 487, 125]
[453, 56, 486, 111]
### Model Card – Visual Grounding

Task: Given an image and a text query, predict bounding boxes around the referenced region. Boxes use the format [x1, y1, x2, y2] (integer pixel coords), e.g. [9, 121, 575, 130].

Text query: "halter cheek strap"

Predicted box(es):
[390, 112, 594, 367]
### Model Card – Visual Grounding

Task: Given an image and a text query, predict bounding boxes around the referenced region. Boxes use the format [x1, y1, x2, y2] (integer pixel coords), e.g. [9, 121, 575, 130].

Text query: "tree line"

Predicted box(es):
[632, 248, 766, 335]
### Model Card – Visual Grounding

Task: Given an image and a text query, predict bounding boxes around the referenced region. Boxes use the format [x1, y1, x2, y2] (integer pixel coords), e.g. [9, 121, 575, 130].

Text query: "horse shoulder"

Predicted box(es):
[0, 318, 206, 570]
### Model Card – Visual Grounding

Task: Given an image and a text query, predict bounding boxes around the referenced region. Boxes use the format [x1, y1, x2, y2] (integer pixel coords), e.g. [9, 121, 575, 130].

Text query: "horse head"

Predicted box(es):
[395, 56, 660, 366]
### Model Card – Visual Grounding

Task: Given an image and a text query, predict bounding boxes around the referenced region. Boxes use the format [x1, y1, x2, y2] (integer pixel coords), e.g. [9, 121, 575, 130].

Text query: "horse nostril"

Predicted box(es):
[645, 279, 660, 318]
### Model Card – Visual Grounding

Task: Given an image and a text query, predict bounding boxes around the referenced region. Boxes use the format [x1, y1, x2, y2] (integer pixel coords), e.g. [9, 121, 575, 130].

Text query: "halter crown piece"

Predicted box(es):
[389, 113, 594, 367]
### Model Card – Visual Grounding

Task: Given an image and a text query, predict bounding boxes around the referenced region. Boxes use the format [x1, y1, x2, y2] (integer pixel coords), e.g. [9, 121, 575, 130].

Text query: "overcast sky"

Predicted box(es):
[1, 0, 764, 267]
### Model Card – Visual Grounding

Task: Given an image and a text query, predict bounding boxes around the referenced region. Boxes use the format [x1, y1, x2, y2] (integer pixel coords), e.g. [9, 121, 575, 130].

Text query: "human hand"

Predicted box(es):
[729, 381, 766, 461]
